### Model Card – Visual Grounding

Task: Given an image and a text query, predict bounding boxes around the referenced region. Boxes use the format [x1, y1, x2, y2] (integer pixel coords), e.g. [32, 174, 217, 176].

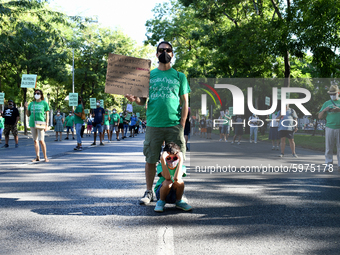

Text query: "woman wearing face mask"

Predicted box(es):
[24, 89, 50, 162]
[54, 109, 64, 141]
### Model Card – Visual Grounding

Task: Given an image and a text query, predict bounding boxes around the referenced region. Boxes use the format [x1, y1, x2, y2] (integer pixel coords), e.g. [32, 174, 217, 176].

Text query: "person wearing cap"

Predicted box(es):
[318, 84, 340, 171]
[2, 100, 20, 148]
[64, 111, 75, 140]
[125, 41, 190, 205]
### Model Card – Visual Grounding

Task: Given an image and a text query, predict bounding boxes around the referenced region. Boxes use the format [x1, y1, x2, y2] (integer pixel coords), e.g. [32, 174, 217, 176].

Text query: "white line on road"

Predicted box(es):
[157, 226, 174, 255]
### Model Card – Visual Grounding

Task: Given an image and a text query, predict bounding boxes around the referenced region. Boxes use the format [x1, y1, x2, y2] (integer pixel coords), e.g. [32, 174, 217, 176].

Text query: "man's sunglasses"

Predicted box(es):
[166, 156, 178, 161]
[158, 48, 172, 53]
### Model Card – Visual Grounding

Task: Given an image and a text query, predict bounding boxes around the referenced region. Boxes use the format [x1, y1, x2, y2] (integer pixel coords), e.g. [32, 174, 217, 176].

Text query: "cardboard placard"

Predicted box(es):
[21, 74, 37, 88]
[105, 53, 151, 97]
[90, 98, 96, 109]
[0, 93, 4, 104]
[69, 93, 78, 107]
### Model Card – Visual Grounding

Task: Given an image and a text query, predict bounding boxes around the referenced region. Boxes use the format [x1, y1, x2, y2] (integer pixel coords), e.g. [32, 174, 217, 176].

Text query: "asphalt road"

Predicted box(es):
[0, 131, 339, 255]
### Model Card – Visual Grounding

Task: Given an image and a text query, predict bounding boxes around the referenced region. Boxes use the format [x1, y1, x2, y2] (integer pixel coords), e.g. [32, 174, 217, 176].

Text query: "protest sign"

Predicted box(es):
[84, 109, 89, 114]
[265, 96, 270, 106]
[105, 53, 151, 98]
[69, 93, 78, 107]
[229, 107, 233, 116]
[100, 100, 104, 108]
[90, 98, 96, 109]
[126, 104, 133, 112]
[21, 74, 37, 88]
[0, 93, 4, 104]
[136, 112, 140, 118]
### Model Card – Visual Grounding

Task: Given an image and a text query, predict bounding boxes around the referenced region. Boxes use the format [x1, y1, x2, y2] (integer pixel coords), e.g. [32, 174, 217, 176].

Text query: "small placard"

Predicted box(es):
[229, 107, 233, 116]
[21, 74, 37, 88]
[69, 93, 78, 107]
[136, 112, 140, 117]
[265, 96, 270, 106]
[90, 98, 96, 109]
[126, 104, 133, 113]
[0, 93, 4, 104]
[84, 109, 89, 114]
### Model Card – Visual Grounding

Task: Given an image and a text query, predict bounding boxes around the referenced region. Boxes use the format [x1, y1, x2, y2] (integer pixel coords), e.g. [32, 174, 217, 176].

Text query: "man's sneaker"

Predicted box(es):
[276, 146, 280, 151]
[15, 144, 19, 148]
[73, 137, 75, 140]
[65, 137, 69, 140]
[78, 147, 83, 151]
[176, 200, 192, 211]
[279, 153, 284, 158]
[154, 200, 166, 212]
[107, 140, 111, 143]
[254, 141, 257, 144]
[2, 144, 9, 148]
[139, 190, 154, 205]
[238, 142, 241, 145]
[272, 146, 275, 150]
[91, 142, 96, 146]
[250, 140, 253, 143]
[292, 153, 298, 158]
[100, 142, 104, 146]
[117, 138, 120, 141]
[219, 139, 222, 142]
[74, 146, 79, 150]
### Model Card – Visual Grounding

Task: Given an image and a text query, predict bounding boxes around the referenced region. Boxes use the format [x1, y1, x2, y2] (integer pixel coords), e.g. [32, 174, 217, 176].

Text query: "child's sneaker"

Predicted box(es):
[154, 200, 166, 212]
[175, 200, 192, 211]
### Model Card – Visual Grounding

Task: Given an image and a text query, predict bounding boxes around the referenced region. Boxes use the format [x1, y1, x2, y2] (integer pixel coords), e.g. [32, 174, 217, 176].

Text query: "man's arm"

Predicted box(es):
[125, 94, 147, 106]
[180, 93, 189, 128]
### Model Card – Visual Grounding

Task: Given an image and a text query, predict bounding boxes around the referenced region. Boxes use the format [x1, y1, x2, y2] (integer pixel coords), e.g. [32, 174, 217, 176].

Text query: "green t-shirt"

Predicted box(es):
[28, 100, 50, 128]
[320, 100, 340, 129]
[104, 114, 110, 125]
[0, 117, 4, 129]
[65, 115, 75, 127]
[223, 114, 232, 125]
[74, 104, 83, 124]
[154, 163, 187, 193]
[147, 68, 191, 127]
[120, 116, 124, 123]
[110, 113, 120, 125]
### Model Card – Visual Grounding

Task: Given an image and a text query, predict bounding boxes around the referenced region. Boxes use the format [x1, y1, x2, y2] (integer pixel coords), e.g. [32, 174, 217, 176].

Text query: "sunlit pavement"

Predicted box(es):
[0, 132, 339, 254]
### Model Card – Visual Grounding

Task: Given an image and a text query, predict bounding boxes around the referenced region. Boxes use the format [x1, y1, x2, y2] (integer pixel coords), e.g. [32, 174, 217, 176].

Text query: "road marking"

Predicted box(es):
[157, 226, 174, 255]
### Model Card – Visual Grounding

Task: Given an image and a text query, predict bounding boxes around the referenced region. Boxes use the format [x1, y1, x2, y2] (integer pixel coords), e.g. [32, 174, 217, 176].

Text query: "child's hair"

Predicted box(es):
[163, 142, 181, 155]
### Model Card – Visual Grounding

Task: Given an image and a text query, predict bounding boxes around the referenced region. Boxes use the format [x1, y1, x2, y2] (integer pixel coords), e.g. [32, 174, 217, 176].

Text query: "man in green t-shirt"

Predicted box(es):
[73, 96, 84, 151]
[318, 85, 340, 171]
[126, 41, 190, 205]
[110, 108, 120, 141]
[64, 111, 75, 140]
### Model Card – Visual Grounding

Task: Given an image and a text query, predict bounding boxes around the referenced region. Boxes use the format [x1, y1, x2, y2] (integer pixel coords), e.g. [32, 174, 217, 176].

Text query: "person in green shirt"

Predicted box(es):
[318, 85, 340, 171]
[64, 111, 75, 140]
[126, 41, 190, 205]
[117, 112, 125, 140]
[73, 96, 84, 151]
[24, 89, 50, 162]
[0, 112, 4, 143]
[154, 142, 192, 212]
[110, 108, 120, 141]
[103, 109, 110, 142]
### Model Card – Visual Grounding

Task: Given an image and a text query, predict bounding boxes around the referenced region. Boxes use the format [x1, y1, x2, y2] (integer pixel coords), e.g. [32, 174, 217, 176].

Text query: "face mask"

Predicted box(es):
[330, 95, 338, 101]
[166, 158, 179, 169]
[119, 114, 122, 116]
[57, 112, 60, 115]
[8, 104, 13, 108]
[69, 114, 71, 116]
[34, 94, 41, 100]
[113, 111, 116, 113]
[158, 51, 172, 64]
[97, 103, 100, 106]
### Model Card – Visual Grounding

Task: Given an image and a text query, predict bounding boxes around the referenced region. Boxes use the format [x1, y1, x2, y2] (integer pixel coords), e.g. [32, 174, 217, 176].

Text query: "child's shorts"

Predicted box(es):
[156, 182, 177, 204]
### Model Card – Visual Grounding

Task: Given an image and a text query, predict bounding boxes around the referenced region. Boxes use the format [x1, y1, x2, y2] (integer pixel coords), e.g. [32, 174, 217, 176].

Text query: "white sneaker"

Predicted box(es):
[238, 142, 241, 145]
[219, 139, 222, 142]
[272, 146, 275, 150]
[231, 141, 234, 144]
[225, 140, 228, 142]
[250, 140, 253, 143]
[254, 141, 257, 144]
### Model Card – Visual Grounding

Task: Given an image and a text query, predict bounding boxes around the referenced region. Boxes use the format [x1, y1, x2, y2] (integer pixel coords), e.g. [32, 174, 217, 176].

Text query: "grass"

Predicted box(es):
[211, 129, 326, 152]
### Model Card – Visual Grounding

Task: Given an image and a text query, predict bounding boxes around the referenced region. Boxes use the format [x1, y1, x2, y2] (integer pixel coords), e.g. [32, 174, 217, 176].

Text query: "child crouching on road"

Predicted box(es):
[154, 142, 192, 212]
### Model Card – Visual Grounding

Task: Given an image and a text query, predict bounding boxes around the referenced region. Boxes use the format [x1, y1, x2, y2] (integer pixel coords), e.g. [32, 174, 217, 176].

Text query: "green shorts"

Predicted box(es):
[143, 124, 186, 164]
